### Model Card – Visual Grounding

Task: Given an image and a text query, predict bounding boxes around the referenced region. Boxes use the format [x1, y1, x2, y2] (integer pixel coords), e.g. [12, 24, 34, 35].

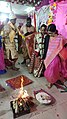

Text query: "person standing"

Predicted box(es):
[29, 24, 49, 77]
[0, 35, 6, 74]
[2, 11, 19, 70]
[44, 24, 67, 88]
[20, 17, 36, 65]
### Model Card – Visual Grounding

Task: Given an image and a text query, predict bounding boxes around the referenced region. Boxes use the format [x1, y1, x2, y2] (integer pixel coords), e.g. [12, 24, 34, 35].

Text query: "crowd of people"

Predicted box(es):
[0, 11, 67, 88]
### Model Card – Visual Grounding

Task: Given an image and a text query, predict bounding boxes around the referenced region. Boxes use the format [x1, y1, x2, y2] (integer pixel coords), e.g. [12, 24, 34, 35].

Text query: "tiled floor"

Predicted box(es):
[0, 55, 67, 119]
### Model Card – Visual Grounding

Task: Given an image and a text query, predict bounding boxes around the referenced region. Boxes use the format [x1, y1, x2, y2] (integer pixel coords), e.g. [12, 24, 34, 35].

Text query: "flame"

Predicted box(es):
[21, 76, 24, 87]
[18, 76, 29, 99]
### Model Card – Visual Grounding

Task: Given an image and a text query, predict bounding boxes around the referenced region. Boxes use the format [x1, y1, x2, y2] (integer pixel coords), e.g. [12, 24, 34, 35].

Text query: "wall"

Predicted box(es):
[36, 5, 49, 31]
[55, 0, 67, 38]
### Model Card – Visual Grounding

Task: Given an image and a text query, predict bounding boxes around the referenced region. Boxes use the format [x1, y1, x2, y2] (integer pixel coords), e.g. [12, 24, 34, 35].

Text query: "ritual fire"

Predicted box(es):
[10, 76, 34, 118]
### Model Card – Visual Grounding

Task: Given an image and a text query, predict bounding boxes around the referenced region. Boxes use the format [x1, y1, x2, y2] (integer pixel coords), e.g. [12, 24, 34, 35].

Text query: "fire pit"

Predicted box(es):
[10, 97, 30, 118]
[10, 76, 34, 118]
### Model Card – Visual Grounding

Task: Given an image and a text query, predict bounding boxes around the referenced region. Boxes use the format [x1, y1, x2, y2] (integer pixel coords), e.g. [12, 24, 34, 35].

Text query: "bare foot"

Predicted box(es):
[46, 83, 53, 89]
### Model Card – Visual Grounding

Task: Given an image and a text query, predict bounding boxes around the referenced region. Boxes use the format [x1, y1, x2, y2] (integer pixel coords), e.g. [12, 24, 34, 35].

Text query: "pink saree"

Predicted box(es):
[0, 47, 6, 74]
[0, 36, 6, 74]
[44, 35, 67, 84]
[0, 48, 5, 70]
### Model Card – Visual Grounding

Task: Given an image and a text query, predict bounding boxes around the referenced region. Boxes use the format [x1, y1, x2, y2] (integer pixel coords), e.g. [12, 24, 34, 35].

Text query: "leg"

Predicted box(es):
[21, 40, 29, 64]
[46, 83, 53, 89]
[10, 46, 19, 71]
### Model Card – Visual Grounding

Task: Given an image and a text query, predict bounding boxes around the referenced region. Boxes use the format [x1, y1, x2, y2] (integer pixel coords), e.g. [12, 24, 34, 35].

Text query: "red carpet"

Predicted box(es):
[6, 75, 33, 90]
[0, 84, 5, 92]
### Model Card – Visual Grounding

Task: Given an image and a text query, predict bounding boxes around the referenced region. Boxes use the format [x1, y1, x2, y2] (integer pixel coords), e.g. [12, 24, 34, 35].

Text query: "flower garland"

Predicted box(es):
[47, 1, 57, 25]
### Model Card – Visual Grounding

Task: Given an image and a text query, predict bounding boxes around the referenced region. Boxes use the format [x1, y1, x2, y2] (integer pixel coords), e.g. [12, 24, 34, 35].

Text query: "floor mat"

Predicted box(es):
[6, 75, 33, 90]
[0, 84, 5, 92]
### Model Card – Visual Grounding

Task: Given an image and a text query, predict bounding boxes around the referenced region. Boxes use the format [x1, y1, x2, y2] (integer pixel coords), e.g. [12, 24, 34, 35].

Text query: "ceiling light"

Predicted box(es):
[0, 14, 8, 22]
[0, 1, 10, 14]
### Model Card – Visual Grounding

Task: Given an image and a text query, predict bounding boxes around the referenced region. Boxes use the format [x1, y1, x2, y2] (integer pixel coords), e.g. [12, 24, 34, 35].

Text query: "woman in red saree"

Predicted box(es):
[44, 24, 67, 88]
[20, 17, 36, 65]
